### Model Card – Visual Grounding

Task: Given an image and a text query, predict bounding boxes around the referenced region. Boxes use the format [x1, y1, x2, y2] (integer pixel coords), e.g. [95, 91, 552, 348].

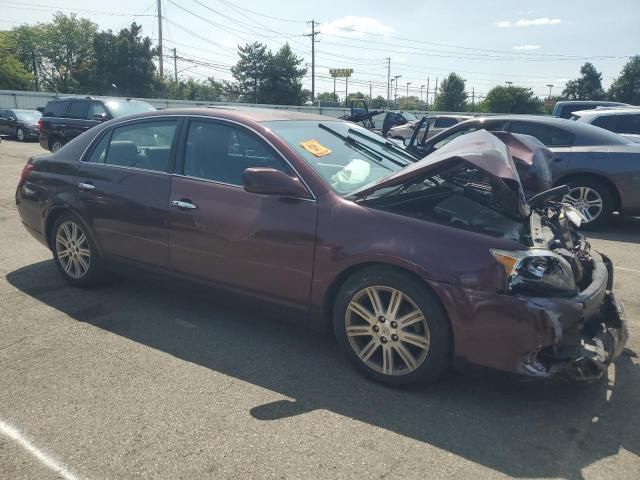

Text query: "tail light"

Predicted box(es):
[20, 162, 34, 183]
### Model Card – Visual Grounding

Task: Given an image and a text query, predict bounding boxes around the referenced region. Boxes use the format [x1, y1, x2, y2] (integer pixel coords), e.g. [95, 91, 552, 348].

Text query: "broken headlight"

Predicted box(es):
[491, 249, 578, 296]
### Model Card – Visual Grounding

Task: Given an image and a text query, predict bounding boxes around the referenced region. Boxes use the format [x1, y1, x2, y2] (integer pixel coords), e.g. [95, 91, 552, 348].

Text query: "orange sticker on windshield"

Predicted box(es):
[300, 139, 331, 157]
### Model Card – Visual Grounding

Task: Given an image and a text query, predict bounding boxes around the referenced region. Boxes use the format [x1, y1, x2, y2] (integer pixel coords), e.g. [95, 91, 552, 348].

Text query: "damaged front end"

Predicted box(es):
[350, 130, 629, 382]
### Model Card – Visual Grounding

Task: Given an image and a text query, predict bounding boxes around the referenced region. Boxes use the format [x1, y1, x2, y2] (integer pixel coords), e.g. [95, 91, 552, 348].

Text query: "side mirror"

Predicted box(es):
[242, 168, 311, 199]
[91, 113, 108, 122]
[403, 138, 409, 147]
[8, 116, 17, 121]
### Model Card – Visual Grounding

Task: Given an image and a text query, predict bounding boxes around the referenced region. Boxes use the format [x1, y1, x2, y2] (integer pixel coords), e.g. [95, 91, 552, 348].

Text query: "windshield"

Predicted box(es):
[403, 112, 417, 121]
[15, 110, 41, 123]
[265, 120, 414, 195]
[104, 100, 156, 118]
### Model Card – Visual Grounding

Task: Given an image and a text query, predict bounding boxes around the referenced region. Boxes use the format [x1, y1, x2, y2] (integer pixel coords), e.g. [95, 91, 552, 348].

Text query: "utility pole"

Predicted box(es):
[173, 48, 178, 82]
[304, 20, 319, 102]
[471, 87, 475, 107]
[393, 75, 401, 106]
[333, 77, 336, 102]
[433, 77, 438, 107]
[31, 51, 38, 91]
[157, 0, 163, 78]
[426, 76, 430, 110]
[369, 81, 372, 108]
[546, 84, 554, 100]
[345, 77, 348, 107]
[386, 57, 391, 107]
[506, 81, 513, 87]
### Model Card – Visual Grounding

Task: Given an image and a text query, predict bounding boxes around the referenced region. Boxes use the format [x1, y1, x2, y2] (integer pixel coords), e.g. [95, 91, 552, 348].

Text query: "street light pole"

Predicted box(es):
[393, 75, 401, 106]
[505, 81, 513, 87]
[546, 84, 554, 100]
[420, 84, 425, 104]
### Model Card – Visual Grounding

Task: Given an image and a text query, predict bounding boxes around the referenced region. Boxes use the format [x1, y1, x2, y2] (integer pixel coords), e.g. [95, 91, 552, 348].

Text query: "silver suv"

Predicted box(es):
[571, 107, 640, 142]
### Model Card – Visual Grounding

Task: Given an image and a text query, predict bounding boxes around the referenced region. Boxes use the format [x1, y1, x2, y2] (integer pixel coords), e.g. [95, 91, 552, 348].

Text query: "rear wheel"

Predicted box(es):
[52, 214, 105, 287]
[333, 267, 451, 387]
[562, 177, 614, 229]
[50, 138, 64, 152]
[16, 127, 25, 141]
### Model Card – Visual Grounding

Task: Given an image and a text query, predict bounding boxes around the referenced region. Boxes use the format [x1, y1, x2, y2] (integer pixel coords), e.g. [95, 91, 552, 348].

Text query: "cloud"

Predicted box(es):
[318, 16, 394, 37]
[513, 45, 541, 50]
[497, 18, 563, 28]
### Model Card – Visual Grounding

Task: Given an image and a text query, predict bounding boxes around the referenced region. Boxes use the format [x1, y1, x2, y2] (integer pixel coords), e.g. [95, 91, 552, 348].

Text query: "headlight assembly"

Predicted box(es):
[491, 249, 578, 296]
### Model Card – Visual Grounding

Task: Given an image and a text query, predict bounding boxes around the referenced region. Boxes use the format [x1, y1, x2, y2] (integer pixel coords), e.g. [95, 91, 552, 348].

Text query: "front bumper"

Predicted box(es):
[429, 252, 629, 382]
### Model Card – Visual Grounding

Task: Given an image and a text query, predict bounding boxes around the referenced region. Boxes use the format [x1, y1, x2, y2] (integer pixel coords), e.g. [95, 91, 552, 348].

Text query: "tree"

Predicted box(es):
[371, 95, 387, 109]
[397, 96, 423, 110]
[481, 86, 543, 114]
[13, 13, 98, 93]
[262, 43, 307, 105]
[226, 42, 270, 103]
[300, 88, 312, 104]
[161, 77, 223, 101]
[434, 73, 467, 111]
[0, 31, 33, 89]
[316, 91, 337, 102]
[562, 62, 605, 100]
[81, 23, 157, 97]
[608, 56, 640, 105]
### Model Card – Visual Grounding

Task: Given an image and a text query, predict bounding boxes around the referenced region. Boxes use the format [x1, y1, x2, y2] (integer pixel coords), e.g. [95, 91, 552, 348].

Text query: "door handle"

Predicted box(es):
[171, 199, 197, 210]
[552, 156, 563, 162]
[78, 182, 95, 191]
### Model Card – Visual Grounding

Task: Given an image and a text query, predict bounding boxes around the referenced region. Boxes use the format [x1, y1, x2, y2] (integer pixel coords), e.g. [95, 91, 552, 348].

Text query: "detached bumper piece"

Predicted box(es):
[537, 292, 629, 382]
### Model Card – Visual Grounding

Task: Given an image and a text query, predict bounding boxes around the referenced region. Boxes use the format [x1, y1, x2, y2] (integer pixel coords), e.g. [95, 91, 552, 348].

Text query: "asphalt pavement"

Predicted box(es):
[0, 138, 638, 480]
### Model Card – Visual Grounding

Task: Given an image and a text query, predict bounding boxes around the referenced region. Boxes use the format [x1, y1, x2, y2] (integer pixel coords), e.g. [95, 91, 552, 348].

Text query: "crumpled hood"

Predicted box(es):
[349, 130, 523, 196]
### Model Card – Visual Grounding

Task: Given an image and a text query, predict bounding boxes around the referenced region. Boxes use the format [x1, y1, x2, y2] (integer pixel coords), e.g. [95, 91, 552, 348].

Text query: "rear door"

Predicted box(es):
[507, 121, 575, 177]
[77, 118, 180, 269]
[64, 100, 93, 140]
[0, 110, 8, 135]
[168, 118, 317, 309]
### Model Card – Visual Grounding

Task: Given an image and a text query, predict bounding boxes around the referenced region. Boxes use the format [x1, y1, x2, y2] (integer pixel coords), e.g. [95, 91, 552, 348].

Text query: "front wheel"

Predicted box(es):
[52, 214, 105, 287]
[333, 267, 452, 387]
[16, 127, 25, 141]
[562, 178, 614, 229]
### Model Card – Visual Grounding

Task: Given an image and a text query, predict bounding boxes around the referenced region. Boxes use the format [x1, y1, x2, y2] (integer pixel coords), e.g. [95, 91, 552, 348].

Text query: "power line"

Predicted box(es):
[215, 0, 306, 23]
[0, 1, 156, 16]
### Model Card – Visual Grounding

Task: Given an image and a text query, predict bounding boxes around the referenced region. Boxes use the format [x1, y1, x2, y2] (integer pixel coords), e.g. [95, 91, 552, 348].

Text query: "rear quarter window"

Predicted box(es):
[44, 101, 69, 117]
[509, 122, 575, 147]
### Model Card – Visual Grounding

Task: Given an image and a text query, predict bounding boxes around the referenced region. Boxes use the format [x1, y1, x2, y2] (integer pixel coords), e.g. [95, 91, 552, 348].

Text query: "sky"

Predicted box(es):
[2, 0, 639, 101]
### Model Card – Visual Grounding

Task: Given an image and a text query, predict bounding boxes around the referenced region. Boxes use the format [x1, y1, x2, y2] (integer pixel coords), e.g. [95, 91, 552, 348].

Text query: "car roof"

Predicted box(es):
[554, 100, 629, 106]
[573, 107, 640, 116]
[103, 106, 335, 123]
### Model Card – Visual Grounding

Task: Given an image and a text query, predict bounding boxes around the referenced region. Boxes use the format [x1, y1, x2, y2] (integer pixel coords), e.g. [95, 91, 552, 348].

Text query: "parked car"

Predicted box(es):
[371, 110, 417, 135]
[411, 115, 640, 228]
[387, 114, 472, 141]
[0, 108, 41, 141]
[16, 107, 627, 387]
[570, 107, 640, 138]
[552, 100, 629, 119]
[38, 96, 155, 152]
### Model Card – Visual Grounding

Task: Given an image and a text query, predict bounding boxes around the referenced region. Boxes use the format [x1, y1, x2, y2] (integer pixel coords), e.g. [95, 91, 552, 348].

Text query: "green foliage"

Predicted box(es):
[397, 96, 424, 110]
[608, 56, 640, 105]
[562, 62, 605, 100]
[263, 44, 307, 105]
[160, 77, 223, 102]
[0, 31, 33, 89]
[13, 13, 98, 93]
[371, 95, 387, 109]
[481, 86, 543, 114]
[434, 73, 467, 111]
[316, 91, 337, 102]
[226, 42, 270, 103]
[81, 23, 157, 97]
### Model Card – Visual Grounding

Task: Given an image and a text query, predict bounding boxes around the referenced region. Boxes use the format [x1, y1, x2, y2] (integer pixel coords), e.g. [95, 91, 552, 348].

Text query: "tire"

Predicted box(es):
[333, 266, 452, 387]
[51, 213, 105, 288]
[50, 138, 64, 152]
[16, 127, 25, 142]
[562, 177, 615, 230]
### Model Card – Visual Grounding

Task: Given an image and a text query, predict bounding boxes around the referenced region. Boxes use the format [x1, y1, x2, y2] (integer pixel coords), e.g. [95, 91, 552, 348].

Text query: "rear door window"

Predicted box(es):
[615, 114, 640, 134]
[101, 120, 179, 172]
[508, 122, 575, 147]
[592, 115, 616, 131]
[44, 101, 69, 117]
[66, 101, 89, 119]
[434, 117, 458, 128]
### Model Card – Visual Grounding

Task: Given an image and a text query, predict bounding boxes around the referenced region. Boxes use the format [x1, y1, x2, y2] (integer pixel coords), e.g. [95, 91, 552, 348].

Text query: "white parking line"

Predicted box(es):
[616, 266, 640, 274]
[0, 419, 82, 480]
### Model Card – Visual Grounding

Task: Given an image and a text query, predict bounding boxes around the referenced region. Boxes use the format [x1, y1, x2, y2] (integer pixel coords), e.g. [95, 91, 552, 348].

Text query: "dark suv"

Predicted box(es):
[38, 97, 155, 152]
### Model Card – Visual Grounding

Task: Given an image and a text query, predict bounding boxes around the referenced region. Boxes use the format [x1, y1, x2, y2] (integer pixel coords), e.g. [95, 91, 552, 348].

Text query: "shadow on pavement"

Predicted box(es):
[7, 260, 640, 480]
[587, 215, 640, 244]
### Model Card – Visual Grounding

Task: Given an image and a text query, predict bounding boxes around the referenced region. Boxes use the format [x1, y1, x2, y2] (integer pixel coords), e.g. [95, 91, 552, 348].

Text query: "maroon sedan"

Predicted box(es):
[15, 108, 628, 387]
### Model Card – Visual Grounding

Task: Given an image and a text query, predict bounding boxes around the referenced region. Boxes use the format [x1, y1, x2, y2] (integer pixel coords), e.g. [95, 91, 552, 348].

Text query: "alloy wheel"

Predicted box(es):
[16, 128, 24, 141]
[562, 186, 603, 223]
[51, 141, 63, 152]
[345, 286, 430, 376]
[55, 221, 91, 279]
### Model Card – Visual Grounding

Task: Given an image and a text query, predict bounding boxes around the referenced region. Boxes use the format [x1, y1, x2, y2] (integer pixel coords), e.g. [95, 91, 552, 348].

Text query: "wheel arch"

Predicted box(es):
[321, 262, 454, 348]
[554, 171, 622, 211]
[44, 207, 102, 255]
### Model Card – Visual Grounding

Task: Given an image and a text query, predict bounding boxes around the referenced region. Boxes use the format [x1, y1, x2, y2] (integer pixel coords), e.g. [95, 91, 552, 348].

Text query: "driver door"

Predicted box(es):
[168, 118, 317, 309]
